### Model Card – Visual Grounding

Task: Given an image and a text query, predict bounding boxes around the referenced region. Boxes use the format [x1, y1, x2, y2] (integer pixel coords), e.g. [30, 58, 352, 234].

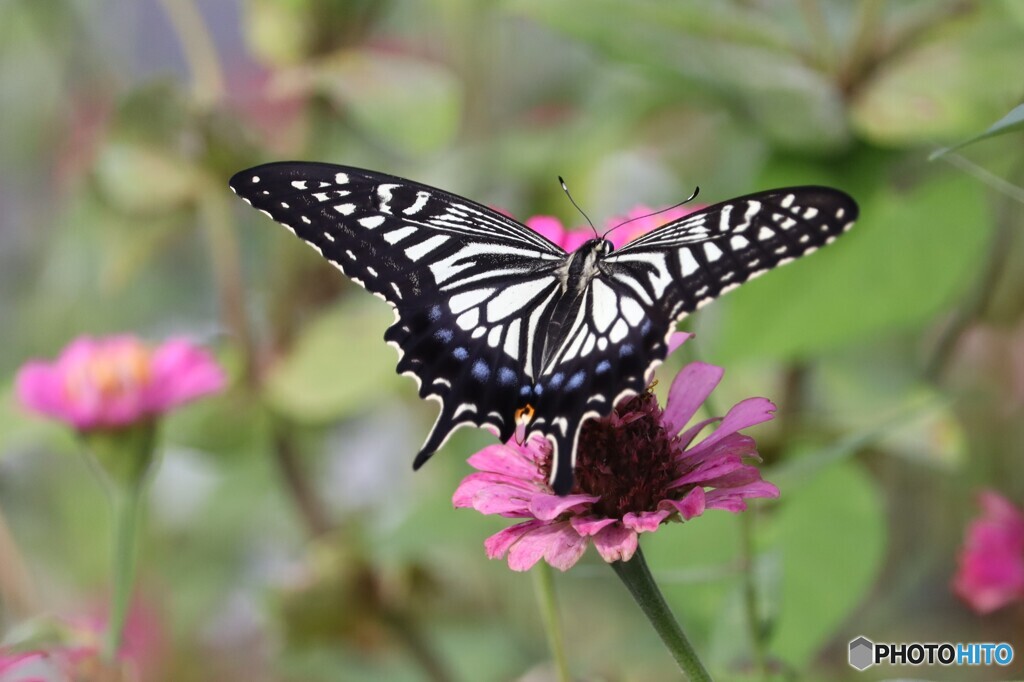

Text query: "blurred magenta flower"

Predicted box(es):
[527, 203, 702, 252]
[953, 490, 1024, 614]
[454, 359, 779, 571]
[0, 650, 46, 681]
[16, 335, 225, 431]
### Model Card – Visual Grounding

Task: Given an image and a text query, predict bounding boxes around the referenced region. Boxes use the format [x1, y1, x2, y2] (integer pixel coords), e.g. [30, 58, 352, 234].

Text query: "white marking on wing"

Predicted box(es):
[487, 325, 502, 348]
[377, 184, 398, 212]
[609, 318, 629, 343]
[291, 180, 307, 190]
[403, 191, 431, 215]
[383, 226, 417, 244]
[334, 172, 349, 184]
[781, 194, 795, 208]
[359, 215, 385, 229]
[503, 318, 521, 360]
[757, 226, 775, 241]
[456, 308, 480, 330]
[621, 297, 644, 326]
[405, 234, 449, 262]
[680, 248, 699, 277]
[590, 279, 617, 333]
[730, 235, 749, 250]
[451, 288, 495, 314]
[485, 277, 555, 322]
[334, 203, 355, 215]
[704, 243, 723, 262]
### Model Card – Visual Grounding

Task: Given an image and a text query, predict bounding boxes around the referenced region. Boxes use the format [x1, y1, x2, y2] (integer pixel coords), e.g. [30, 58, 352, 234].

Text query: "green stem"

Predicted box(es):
[739, 513, 768, 679]
[103, 482, 144, 661]
[533, 562, 572, 682]
[611, 547, 712, 681]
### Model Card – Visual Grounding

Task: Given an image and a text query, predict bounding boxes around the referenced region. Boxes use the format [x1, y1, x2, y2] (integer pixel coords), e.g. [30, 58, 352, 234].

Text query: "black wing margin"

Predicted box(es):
[229, 162, 566, 471]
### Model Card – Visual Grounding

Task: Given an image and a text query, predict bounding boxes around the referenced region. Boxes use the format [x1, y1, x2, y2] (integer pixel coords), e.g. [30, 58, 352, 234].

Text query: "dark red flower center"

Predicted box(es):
[570, 389, 680, 518]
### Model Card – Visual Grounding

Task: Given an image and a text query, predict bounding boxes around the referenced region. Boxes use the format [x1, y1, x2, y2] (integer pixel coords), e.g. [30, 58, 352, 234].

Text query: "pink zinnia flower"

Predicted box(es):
[527, 203, 702, 252]
[453, 360, 779, 571]
[16, 335, 225, 431]
[953, 490, 1024, 614]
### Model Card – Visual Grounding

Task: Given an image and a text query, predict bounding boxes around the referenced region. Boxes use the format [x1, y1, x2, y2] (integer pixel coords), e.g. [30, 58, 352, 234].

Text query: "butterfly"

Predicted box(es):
[230, 162, 858, 495]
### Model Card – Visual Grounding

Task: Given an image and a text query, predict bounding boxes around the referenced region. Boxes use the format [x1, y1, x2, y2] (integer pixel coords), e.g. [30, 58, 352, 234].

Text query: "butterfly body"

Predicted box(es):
[230, 162, 858, 495]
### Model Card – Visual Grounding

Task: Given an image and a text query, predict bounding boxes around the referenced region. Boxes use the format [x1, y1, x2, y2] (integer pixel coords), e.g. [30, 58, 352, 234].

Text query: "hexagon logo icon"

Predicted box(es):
[849, 636, 875, 670]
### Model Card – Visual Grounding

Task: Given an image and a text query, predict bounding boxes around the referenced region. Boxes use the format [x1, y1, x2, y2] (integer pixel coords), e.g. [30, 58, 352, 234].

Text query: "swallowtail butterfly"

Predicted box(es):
[230, 163, 857, 495]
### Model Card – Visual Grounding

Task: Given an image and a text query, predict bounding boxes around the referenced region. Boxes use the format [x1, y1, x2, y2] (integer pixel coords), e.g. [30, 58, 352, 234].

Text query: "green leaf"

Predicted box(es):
[313, 49, 462, 156]
[852, 15, 1024, 146]
[506, 0, 849, 149]
[263, 297, 403, 424]
[929, 103, 1024, 160]
[704, 174, 991, 362]
[767, 461, 885, 669]
[94, 140, 200, 214]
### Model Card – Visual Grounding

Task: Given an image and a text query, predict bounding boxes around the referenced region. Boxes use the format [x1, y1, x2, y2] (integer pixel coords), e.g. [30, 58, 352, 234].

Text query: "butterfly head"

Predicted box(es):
[577, 237, 614, 255]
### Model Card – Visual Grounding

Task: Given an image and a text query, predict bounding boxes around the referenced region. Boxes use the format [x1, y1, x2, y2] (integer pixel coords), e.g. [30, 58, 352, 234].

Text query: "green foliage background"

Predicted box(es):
[1, 1, 1023, 680]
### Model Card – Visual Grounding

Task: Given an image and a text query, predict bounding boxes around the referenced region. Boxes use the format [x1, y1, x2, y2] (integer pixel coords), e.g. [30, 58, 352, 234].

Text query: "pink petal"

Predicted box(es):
[570, 515, 618, 536]
[467, 443, 542, 480]
[667, 332, 694, 357]
[670, 455, 746, 488]
[704, 481, 780, 511]
[662, 362, 724, 435]
[529, 492, 599, 521]
[149, 339, 226, 411]
[506, 522, 584, 572]
[660, 487, 706, 520]
[525, 216, 567, 248]
[15, 362, 68, 422]
[622, 510, 671, 533]
[953, 490, 1024, 613]
[485, 520, 544, 559]
[687, 397, 776, 454]
[676, 416, 719, 450]
[592, 523, 639, 563]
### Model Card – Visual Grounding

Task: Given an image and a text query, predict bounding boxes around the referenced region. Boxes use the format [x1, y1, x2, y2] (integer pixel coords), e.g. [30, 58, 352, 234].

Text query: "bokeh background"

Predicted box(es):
[2, 1, 1024, 680]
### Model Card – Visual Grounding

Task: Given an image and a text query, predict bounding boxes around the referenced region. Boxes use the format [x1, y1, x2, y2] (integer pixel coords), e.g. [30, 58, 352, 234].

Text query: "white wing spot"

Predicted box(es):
[313, 192, 330, 202]
[345, 249, 356, 260]
[803, 207, 818, 219]
[390, 282, 402, 299]
[366, 266, 378, 278]
[359, 215, 385, 229]
[251, 176, 260, 184]
[324, 232, 335, 242]
[836, 208, 846, 219]
[472, 327, 486, 339]
[503, 318, 521, 360]
[486, 278, 555, 323]
[456, 308, 480, 331]
[730, 235, 749, 249]
[451, 288, 494, 314]
[781, 194, 795, 208]
[704, 243, 723, 262]
[403, 191, 431, 216]
[290, 180, 307, 190]
[334, 172, 349, 184]
[590, 279, 618, 332]
[598, 337, 608, 351]
[609, 318, 629, 343]
[621, 296, 644, 326]
[680, 248, 699, 277]
[487, 326, 502, 348]
[405, 234, 449, 262]
[281, 202, 289, 209]
[377, 184, 398, 212]
[334, 203, 356, 215]
[383, 226, 417, 244]
[301, 216, 311, 224]
[757, 226, 775, 241]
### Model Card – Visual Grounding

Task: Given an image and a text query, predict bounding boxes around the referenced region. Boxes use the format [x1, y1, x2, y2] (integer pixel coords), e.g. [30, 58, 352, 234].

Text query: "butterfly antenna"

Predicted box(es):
[559, 176, 598, 238]
[602, 185, 700, 240]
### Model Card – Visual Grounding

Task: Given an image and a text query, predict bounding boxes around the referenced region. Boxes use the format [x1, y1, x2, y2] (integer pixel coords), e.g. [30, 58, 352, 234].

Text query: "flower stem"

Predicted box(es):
[103, 482, 144, 661]
[532, 562, 571, 682]
[739, 512, 768, 679]
[611, 547, 712, 681]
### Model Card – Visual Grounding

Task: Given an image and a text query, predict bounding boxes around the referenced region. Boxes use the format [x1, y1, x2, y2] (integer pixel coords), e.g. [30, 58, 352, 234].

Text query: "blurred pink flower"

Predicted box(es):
[453, 360, 778, 571]
[0, 601, 165, 682]
[953, 490, 1024, 614]
[527, 203, 702, 252]
[16, 335, 225, 431]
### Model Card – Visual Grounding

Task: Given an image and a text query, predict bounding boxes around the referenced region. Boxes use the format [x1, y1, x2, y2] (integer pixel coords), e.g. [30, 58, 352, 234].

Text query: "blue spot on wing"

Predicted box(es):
[641, 319, 652, 335]
[498, 367, 517, 385]
[471, 359, 490, 381]
[548, 372, 564, 389]
[596, 360, 611, 374]
[453, 347, 468, 360]
[435, 328, 454, 343]
[520, 385, 532, 397]
[566, 370, 586, 390]
[428, 305, 442, 322]
[619, 344, 634, 357]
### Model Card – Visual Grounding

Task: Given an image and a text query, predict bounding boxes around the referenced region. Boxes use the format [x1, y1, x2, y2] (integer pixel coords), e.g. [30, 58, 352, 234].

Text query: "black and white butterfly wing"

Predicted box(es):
[527, 187, 859, 492]
[229, 162, 567, 468]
